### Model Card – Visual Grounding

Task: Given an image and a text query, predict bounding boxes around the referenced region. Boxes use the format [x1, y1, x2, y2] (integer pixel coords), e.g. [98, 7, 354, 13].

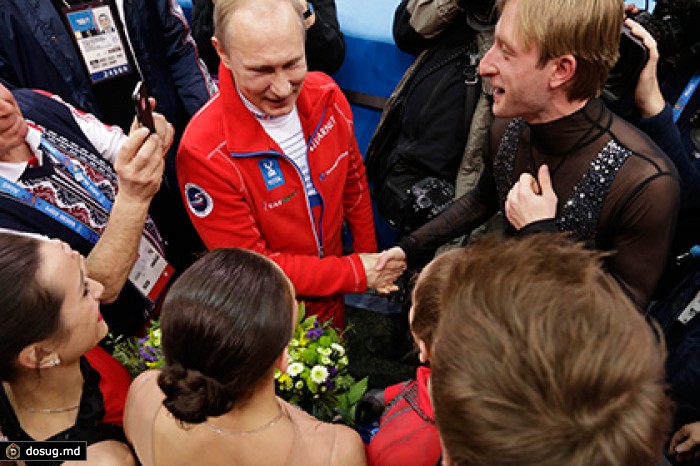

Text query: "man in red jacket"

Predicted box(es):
[177, 0, 404, 325]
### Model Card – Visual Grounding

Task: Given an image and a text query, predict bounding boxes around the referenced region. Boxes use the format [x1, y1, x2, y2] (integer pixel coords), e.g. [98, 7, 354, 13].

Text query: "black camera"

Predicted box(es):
[406, 177, 455, 231]
[604, 0, 700, 102]
[458, 0, 498, 31]
[629, 0, 700, 76]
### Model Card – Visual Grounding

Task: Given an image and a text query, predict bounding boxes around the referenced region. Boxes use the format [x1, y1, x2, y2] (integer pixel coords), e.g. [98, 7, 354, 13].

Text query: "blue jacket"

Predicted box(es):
[0, 0, 215, 133]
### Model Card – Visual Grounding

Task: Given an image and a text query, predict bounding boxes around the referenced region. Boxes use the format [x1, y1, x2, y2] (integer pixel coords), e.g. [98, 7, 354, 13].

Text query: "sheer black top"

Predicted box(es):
[398, 98, 680, 309]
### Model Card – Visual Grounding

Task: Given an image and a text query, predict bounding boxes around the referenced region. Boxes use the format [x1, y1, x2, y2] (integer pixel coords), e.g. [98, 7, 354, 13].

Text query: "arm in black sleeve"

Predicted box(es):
[305, 0, 346, 75]
[609, 172, 680, 310]
[635, 103, 700, 211]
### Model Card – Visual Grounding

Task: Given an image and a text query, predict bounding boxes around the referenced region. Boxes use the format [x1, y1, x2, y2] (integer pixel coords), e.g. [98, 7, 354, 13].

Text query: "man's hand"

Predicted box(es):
[669, 422, 700, 462]
[0, 84, 28, 156]
[505, 164, 557, 230]
[360, 250, 406, 293]
[114, 105, 173, 205]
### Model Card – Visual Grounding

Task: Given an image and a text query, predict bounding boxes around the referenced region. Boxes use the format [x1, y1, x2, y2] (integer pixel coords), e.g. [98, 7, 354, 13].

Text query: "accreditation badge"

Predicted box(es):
[61, 1, 135, 83]
[128, 236, 174, 304]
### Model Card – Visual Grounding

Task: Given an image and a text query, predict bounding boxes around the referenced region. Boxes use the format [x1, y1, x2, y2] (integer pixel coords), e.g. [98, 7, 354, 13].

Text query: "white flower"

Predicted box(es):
[330, 343, 345, 356]
[287, 362, 304, 377]
[317, 347, 332, 356]
[339, 356, 349, 366]
[290, 338, 300, 347]
[320, 356, 332, 365]
[310, 365, 329, 384]
[295, 380, 304, 390]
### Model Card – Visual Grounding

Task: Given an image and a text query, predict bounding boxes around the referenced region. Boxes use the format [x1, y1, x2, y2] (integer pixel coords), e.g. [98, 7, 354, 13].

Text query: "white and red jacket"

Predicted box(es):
[177, 68, 376, 323]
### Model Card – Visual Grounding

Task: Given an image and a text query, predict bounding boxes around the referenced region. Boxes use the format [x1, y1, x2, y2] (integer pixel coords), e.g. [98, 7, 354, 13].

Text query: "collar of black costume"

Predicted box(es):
[528, 98, 613, 158]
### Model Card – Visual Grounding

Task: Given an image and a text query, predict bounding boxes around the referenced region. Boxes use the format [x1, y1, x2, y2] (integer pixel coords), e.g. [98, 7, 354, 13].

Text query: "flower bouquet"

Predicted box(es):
[109, 304, 368, 427]
[275, 303, 368, 426]
[109, 320, 164, 378]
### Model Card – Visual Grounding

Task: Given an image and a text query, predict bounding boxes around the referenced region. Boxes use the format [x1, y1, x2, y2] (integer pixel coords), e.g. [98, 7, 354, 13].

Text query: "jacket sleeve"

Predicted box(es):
[177, 146, 369, 297]
[305, 0, 346, 75]
[344, 132, 377, 255]
[158, 0, 217, 117]
[406, 0, 465, 38]
[393, 0, 435, 55]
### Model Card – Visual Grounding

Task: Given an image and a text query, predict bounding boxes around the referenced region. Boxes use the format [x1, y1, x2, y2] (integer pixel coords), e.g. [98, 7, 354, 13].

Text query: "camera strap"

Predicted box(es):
[673, 72, 700, 123]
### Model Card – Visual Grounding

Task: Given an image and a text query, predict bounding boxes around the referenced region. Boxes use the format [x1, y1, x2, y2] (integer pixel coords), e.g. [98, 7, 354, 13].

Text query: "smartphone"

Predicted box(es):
[132, 81, 156, 134]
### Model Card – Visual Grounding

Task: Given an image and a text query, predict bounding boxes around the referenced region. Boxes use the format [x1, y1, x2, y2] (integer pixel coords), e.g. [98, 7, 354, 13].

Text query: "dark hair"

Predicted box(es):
[432, 234, 671, 466]
[158, 248, 295, 424]
[0, 233, 63, 382]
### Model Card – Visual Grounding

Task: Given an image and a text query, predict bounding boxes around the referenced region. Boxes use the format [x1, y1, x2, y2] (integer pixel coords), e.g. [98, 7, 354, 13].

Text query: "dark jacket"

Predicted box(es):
[0, 0, 214, 133]
[0, 0, 216, 268]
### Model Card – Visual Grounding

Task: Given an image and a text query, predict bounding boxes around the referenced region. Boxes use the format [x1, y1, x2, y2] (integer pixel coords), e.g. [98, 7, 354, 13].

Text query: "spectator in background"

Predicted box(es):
[192, 0, 346, 76]
[0, 83, 173, 337]
[431, 234, 672, 466]
[379, 0, 680, 310]
[178, 0, 404, 325]
[0, 232, 134, 465]
[0, 0, 217, 269]
[124, 248, 366, 466]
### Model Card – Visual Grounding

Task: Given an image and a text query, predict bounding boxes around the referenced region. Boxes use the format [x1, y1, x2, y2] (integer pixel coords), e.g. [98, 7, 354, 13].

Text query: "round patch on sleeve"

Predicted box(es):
[185, 183, 214, 218]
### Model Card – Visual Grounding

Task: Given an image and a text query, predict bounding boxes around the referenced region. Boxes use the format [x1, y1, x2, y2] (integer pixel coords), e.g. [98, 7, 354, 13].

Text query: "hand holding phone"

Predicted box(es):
[132, 81, 156, 134]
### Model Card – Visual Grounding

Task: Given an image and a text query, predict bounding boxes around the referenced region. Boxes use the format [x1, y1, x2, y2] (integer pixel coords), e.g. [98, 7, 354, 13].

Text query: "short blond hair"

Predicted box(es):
[432, 234, 671, 466]
[497, 0, 623, 100]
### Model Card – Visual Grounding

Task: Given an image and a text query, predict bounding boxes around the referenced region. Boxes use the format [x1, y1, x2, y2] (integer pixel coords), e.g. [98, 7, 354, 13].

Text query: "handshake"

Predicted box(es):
[359, 247, 407, 294]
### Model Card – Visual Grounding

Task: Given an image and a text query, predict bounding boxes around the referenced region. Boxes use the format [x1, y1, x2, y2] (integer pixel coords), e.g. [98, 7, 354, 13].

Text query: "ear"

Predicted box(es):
[416, 338, 431, 364]
[17, 345, 60, 370]
[212, 37, 232, 70]
[549, 54, 577, 91]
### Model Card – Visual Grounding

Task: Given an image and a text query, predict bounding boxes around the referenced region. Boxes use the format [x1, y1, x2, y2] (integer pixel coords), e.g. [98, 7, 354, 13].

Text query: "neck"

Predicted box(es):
[0, 142, 33, 163]
[5, 360, 83, 411]
[527, 97, 589, 125]
[205, 378, 283, 431]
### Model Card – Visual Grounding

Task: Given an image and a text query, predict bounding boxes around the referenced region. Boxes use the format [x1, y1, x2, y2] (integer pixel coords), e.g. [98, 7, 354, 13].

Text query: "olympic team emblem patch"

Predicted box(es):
[185, 183, 213, 218]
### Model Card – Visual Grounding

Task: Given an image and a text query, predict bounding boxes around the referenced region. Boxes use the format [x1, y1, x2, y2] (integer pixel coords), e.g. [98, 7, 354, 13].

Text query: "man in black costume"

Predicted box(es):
[378, 0, 680, 310]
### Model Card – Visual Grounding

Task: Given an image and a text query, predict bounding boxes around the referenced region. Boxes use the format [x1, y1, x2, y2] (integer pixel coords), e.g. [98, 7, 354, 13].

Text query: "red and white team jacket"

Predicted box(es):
[177, 69, 377, 323]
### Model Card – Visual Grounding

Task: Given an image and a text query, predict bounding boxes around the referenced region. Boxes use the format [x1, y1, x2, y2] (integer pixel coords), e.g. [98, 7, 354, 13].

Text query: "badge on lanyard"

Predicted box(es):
[61, 1, 134, 84]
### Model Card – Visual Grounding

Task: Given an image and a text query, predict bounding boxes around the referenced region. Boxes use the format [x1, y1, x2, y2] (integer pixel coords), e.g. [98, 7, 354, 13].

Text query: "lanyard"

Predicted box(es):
[39, 138, 113, 210]
[0, 177, 101, 244]
[673, 73, 700, 124]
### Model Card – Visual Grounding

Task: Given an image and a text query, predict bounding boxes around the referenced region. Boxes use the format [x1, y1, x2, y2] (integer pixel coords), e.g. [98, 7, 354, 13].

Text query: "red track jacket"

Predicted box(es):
[177, 68, 376, 323]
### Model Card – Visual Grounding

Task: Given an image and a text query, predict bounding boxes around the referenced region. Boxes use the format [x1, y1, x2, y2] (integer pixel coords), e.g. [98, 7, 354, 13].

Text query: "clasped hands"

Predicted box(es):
[505, 164, 557, 230]
[360, 248, 407, 294]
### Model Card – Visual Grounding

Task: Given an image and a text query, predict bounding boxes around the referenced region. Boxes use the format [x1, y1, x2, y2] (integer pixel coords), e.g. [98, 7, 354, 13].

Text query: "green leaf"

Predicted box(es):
[346, 377, 369, 405]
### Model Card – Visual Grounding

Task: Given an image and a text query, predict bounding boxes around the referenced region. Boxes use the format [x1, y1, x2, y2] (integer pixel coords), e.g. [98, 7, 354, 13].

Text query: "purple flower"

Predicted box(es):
[139, 344, 160, 362]
[329, 367, 338, 377]
[305, 327, 323, 340]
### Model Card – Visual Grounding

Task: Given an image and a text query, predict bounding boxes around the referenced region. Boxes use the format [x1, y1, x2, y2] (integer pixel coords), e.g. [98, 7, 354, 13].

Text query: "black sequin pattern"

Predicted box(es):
[557, 140, 629, 241]
[493, 119, 630, 242]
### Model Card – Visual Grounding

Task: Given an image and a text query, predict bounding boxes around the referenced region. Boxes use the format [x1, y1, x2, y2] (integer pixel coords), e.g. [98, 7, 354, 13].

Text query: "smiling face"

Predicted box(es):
[215, 1, 307, 117]
[37, 241, 107, 364]
[478, 0, 557, 123]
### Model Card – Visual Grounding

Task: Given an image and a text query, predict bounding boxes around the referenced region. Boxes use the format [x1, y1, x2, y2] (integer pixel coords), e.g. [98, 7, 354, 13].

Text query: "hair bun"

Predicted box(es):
[158, 364, 233, 424]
